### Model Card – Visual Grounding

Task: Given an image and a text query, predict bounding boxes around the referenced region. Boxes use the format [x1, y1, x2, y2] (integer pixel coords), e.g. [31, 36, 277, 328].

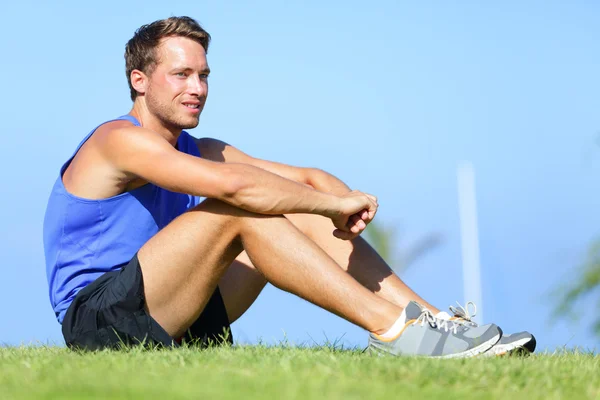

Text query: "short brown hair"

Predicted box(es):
[125, 16, 211, 101]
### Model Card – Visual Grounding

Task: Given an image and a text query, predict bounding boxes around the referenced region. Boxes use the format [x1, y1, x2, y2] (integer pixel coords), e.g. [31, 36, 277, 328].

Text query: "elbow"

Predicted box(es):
[222, 177, 247, 201]
[215, 165, 249, 201]
[305, 167, 322, 188]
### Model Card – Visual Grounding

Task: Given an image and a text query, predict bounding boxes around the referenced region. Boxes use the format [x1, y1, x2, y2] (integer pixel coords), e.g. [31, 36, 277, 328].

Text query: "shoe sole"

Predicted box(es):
[366, 330, 504, 359]
[366, 328, 503, 359]
[432, 331, 502, 359]
[480, 335, 536, 357]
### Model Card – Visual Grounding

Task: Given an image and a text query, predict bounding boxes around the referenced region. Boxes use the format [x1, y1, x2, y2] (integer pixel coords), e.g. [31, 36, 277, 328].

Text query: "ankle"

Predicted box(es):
[366, 302, 403, 335]
[371, 325, 391, 336]
[371, 310, 406, 338]
[369, 313, 397, 335]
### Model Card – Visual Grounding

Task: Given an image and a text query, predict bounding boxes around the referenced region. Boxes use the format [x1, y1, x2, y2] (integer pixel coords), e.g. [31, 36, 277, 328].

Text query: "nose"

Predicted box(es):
[188, 74, 207, 96]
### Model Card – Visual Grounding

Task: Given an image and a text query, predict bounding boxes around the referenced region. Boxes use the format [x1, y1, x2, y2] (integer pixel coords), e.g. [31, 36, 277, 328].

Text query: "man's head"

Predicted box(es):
[125, 16, 211, 130]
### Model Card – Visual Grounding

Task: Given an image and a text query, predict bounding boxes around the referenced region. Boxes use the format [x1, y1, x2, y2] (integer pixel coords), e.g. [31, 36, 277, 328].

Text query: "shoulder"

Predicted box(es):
[92, 119, 138, 147]
[67, 119, 144, 162]
[94, 121, 168, 153]
[94, 118, 138, 137]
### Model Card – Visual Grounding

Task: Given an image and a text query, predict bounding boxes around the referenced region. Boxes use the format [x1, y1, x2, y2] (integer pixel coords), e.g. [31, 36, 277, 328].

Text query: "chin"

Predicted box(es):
[166, 114, 200, 130]
[180, 117, 200, 130]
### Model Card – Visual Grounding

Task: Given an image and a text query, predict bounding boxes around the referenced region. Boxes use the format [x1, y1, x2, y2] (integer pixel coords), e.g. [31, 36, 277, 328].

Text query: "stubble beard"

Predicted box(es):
[145, 89, 201, 131]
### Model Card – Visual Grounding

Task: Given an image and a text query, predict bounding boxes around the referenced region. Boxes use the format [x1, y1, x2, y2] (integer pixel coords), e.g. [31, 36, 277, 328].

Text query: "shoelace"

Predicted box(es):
[449, 301, 477, 324]
[414, 308, 459, 334]
[448, 301, 479, 327]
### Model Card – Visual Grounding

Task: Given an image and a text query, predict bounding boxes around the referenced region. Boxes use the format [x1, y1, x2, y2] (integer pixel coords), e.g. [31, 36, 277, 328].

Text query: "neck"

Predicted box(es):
[129, 100, 181, 147]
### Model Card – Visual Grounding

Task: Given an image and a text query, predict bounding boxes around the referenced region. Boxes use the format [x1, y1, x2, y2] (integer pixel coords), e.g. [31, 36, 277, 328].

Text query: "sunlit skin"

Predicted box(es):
[125, 36, 438, 332]
[59, 31, 441, 342]
[129, 36, 211, 146]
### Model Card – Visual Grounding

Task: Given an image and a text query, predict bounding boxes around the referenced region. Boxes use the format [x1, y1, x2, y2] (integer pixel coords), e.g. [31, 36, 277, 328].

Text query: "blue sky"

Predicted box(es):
[0, 1, 598, 352]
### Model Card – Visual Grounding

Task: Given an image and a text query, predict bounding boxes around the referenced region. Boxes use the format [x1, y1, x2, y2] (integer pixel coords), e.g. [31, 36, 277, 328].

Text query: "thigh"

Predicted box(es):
[216, 214, 333, 324]
[137, 198, 247, 338]
[216, 214, 336, 325]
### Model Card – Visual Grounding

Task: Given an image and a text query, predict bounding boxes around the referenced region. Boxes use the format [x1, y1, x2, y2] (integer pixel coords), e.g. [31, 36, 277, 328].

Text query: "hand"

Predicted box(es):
[331, 190, 378, 240]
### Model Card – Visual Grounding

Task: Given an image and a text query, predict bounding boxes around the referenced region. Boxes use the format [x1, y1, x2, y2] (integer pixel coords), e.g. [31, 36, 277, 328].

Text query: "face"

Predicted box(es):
[142, 36, 210, 130]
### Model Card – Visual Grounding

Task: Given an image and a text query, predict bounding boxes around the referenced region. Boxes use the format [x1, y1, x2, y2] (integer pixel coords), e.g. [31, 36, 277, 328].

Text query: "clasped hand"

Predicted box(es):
[331, 190, 378, 240]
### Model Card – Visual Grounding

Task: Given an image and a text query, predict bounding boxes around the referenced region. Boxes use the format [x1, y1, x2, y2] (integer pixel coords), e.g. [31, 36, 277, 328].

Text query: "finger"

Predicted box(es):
[349, 215, 366, 232]
[360, 209, 369, 221]
[364, 194, 378, 210]
[363, 196, 377, 215]
[333, 229, 357, 240]
[358, 212, 373, 228]
[351, 214, 365, 228]
[364, 203, 376, 220]
[334, 217, 351, 232]
[369, 205, 377, 220]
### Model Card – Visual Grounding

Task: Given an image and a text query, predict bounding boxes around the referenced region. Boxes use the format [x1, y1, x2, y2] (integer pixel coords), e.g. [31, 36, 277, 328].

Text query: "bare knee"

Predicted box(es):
[285, 213, 335, 239]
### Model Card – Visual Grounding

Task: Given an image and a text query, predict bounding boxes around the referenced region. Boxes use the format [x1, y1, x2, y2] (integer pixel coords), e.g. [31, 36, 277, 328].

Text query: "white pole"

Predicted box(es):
[457, 161, 483, 324]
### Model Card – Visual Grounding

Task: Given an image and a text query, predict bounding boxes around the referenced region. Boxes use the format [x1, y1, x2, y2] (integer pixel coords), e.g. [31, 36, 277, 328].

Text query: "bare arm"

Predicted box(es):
[196, 137, 353, 196]
[305, 169, 352, 196]
[195, 137, 377, 239]
[100, 126, 346, 218]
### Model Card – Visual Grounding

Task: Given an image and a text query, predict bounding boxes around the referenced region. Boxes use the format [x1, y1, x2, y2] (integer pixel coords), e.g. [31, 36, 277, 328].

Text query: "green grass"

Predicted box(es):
[1, 345, 598, 399]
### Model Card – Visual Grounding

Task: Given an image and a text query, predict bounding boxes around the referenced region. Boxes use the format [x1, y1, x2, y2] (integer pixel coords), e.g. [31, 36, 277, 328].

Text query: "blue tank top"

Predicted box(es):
[43, 115, 202, 323]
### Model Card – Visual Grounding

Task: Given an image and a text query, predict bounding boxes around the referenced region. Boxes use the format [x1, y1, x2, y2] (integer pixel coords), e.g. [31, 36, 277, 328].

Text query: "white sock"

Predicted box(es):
[378, 309, 408, 339]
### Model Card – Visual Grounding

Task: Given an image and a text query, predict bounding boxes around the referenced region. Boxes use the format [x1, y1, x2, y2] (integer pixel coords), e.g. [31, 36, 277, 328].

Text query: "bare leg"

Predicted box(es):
[218, 252, 266, 323]
[219, 213, 439, 324]
[287, 213, 440, 313]
[137, 199, 401, 338]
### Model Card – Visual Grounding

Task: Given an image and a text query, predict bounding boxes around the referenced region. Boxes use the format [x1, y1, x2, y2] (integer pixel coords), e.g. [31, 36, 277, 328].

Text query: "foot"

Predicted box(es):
[367, 301, 502, 358]
[440, 302, 536, 356]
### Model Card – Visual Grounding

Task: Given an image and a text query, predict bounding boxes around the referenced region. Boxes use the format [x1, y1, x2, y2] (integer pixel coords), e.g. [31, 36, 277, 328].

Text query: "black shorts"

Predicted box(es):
[62, 254, 233, 351]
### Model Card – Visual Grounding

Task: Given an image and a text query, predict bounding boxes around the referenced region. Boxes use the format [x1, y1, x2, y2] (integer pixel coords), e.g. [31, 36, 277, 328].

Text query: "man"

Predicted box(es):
[43, 16, 534, 357]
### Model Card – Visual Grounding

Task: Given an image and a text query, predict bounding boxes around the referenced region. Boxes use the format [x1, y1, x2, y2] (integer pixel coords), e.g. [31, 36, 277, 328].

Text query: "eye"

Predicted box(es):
[199, 73, 210, 79]
[175, 72, 187, 77]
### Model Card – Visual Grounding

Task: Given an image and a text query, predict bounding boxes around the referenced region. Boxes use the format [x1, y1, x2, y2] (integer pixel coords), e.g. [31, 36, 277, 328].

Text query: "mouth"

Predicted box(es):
[182, 102, 201, 113]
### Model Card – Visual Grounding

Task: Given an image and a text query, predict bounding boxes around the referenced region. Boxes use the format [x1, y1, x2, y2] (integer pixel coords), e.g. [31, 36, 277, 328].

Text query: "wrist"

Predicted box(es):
[314, 192, 343, 218]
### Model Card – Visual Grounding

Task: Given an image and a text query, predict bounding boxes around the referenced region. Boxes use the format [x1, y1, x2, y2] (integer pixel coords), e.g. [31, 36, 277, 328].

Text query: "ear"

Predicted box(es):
[130, 69, 148, 97]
